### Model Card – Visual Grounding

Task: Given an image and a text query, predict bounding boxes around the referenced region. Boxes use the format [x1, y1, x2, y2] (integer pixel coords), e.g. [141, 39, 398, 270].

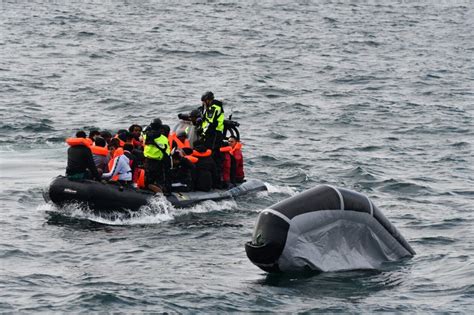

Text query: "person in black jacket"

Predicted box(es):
[66, 131, 101, 181]
[170, 150, 195, 192]
[193, 141, 218, 191]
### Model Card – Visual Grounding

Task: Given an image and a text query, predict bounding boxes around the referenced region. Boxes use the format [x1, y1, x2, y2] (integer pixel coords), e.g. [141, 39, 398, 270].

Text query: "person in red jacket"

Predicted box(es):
[221, 136, 245, 188]
[228, 136, 244, 183]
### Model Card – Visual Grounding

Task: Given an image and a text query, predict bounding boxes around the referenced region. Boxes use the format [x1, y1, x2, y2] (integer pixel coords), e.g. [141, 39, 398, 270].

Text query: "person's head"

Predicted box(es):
[108, 138, 121, 155]
[128, 124, 142, 138]
[118, 131, 132, 143]
[100, 130, 112, 144]
[94, 136, 106, 147]
[89, 130, 100, 140]
[76, 130, 87, 138]
[189, 109, 201, 125]
[228, 136, 238, 148]
[201, 91, 214, 107]
[161, 125, 170, 137]
[123, 143, 134, 153]
[149, 118, 162, 131]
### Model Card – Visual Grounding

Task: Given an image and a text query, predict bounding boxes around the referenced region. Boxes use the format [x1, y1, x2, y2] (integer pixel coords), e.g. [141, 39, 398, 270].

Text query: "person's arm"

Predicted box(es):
[102, 156, 120, 179]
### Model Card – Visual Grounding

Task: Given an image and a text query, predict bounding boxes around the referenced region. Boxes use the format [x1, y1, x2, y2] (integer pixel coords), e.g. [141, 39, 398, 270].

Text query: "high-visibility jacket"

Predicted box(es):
[201, 100, 224, 134]
[143, 134, 170, 161]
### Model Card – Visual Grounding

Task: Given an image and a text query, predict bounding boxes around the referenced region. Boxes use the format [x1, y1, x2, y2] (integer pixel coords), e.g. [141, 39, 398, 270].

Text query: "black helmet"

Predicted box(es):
[150, 118, 162, 130]
[201, 91, 214, 102]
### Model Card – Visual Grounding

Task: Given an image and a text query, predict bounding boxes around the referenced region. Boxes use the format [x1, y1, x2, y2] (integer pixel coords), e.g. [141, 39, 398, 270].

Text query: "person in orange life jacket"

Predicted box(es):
[102, 138, 132, 185]
[228, 136, 244, 182]
[170, 130, 191, 151]
[91, 136, 109, 173]
[170, 150, 195, 192]
[128, 124, 143, 149]
[192, 140, 218, 192]
[220, 140, 236, 189]
[200, 91, 225, 187]
[113, 130, 129, 147]
[143, 118, 170, 194]
[66, 130, 101, 181]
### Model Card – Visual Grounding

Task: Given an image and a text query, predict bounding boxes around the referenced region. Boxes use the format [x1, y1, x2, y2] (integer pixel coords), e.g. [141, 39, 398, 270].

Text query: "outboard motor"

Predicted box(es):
[245, 185, 415, 273]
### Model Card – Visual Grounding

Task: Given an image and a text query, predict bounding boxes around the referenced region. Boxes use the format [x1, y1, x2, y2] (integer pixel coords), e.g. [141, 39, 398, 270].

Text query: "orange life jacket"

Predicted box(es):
[192, 149, 212, 158]
[220, 146, 232, 153]
[168, 132, 191, 149]
[90, 145, 108, 156]
[220, 142, 242, 155]
[113, 135, 125, 147]
[136, 168, 145, 188]
[107, 148, 124, 181]
[66, 137, 92, 147]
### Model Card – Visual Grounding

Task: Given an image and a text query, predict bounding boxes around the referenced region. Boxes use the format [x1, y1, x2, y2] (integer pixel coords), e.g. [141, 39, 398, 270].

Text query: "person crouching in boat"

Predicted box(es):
[143, 118, 171, 194]
[170, 150, 195, 192]
[101, 138, 132, 186]
[66, 130, 101, 181]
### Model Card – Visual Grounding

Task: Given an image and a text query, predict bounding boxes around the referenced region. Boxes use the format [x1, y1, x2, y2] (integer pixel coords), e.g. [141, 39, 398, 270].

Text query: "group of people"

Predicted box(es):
[65, 91, 245, 195]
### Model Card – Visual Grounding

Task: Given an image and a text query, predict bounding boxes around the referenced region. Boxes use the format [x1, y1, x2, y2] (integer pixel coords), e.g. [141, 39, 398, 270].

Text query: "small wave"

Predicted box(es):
[412, 236, 458, 245]
[356, 145, 383, 152]
[77, 31, 95, 37]
[451, 141, 470, 148]
[0, 248, 39, 259]
[346, 166, 378, 181]
[331, 75, 386, 85]
[347, 40, 382, 47]
[23, 123, 54, 132]
[156, 48, 227, 57]
[379, 179, 435, 195]
[263, 183, 297, 196]
[73, 291, 143, 307]
[323, 17, 337, 23]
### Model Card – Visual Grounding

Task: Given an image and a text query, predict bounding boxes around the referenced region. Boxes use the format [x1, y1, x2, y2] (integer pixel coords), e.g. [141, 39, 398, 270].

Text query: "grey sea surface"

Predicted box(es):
[0, 1, 473, 312]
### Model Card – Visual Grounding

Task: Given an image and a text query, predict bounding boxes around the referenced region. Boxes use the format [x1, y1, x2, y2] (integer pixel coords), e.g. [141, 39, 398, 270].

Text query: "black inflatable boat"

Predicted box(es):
[45, 176, 267, 212]
[245, 185, 415, 273]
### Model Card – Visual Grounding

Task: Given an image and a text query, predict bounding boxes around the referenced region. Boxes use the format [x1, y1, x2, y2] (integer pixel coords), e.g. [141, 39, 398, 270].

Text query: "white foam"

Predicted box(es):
[263, 182, 298, 196]
[40, 195, 238, 226]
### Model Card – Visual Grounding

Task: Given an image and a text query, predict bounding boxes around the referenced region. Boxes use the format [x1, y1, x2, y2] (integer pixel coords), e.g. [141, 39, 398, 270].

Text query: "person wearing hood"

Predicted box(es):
[142, 118, 170, 194]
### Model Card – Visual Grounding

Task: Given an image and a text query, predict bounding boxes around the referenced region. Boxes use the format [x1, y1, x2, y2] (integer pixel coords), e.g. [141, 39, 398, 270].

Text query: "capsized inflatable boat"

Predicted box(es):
[45, 176, 267, 212]
[245, 185, 415, 273]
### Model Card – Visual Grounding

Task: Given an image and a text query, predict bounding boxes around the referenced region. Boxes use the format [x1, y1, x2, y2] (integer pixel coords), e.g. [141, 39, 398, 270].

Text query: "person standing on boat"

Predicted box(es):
[199, 91, 224, 188]
[143, 118, 170, 194]
[66, 130, 101, 181]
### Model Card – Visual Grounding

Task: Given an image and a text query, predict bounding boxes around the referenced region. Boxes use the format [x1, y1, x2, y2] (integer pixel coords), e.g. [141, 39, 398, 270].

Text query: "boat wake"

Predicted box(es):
[39, 196, 238, 226]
